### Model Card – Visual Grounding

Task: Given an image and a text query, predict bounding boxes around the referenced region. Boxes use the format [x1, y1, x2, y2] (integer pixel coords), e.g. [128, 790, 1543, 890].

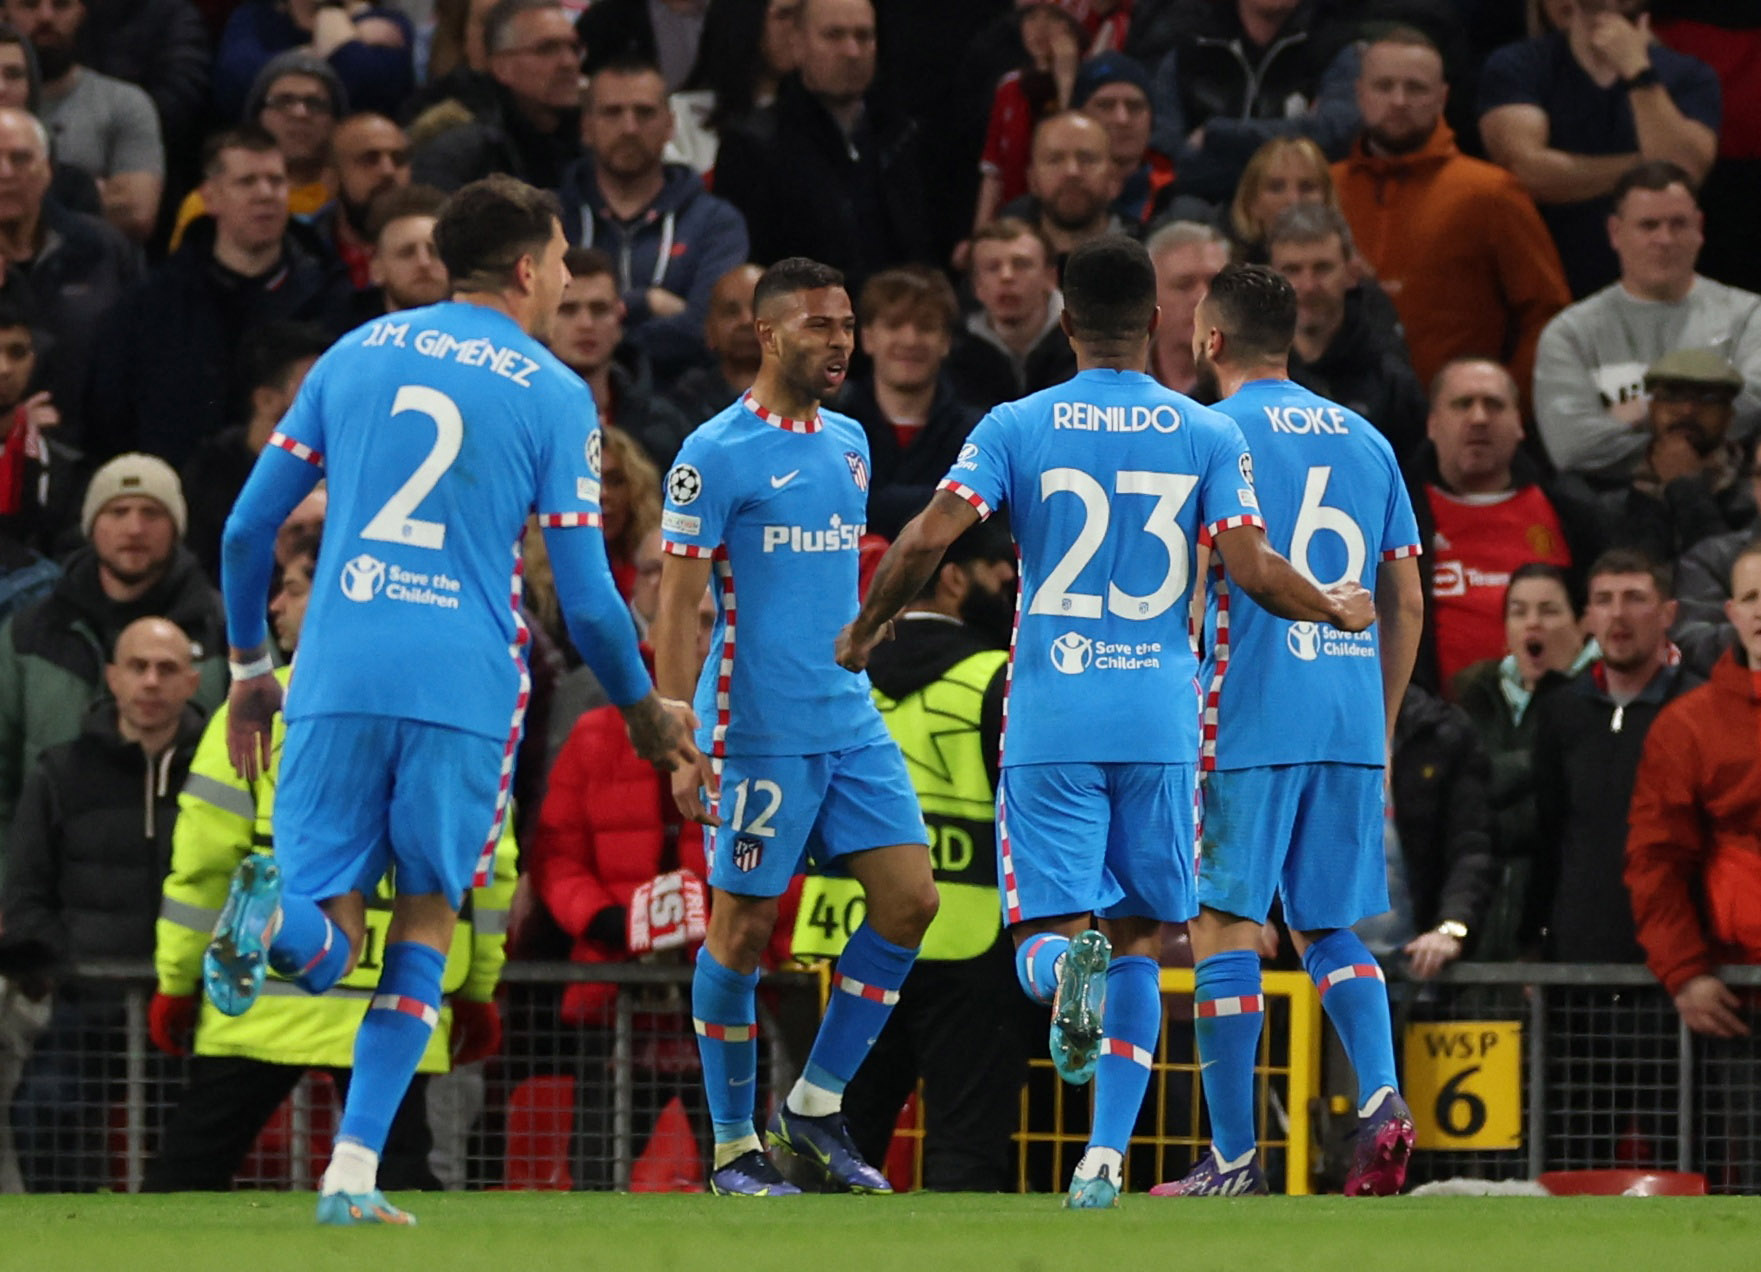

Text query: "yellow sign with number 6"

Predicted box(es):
[1402, 1020, 1523, 1150]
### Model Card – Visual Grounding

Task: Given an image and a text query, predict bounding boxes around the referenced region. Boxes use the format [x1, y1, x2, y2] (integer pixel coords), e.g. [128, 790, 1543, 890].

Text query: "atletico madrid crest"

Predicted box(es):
[731, 834, 764, 873]
[845, 451, 868, 491]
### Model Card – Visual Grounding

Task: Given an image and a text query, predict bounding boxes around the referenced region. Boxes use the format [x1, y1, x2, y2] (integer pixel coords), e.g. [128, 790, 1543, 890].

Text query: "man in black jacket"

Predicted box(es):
[839, 266, 983, 539]
[713, 0, 932, 288]
[944, 217, 1075, 411]
[83, 126, 352, 468]
[1267, 204, 1426, 465]
[0, 615, 204, 1192]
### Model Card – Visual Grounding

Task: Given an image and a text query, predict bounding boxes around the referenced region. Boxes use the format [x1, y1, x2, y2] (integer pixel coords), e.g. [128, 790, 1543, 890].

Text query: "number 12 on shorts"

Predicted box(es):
[728, 778, 782, 838]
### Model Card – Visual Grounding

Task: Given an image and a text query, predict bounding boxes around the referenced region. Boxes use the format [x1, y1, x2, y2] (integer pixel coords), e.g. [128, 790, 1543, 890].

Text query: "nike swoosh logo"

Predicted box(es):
[770, 470, 800, 488]
[730, 1075, 755, 1086]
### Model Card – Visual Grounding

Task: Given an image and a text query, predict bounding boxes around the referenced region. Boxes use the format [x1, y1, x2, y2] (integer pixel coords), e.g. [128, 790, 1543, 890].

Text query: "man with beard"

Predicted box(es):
[667, 262, 762, 424]
[558, 58, 748, 381]
[312, 112, 412, 291]
[3, 0, 162, 243]
[652, 256, 938, 1197]
[0, 453, 227, 866]
[793, 515, 1036, 1192]
[545, 246, 694, 468]
[1591, 349, 1756, 565]
[1003, 111, 1130, 271]
[944, 217, 1075, 411]
[1333, 27, 1568, 398]
[361, 182, 449, 317]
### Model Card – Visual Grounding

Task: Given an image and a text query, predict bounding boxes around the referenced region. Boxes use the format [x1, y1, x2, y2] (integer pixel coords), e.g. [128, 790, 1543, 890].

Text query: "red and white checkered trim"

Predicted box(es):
[710, 547, 735, 759]
[1382, 543, 1422, 561]
[1019, 933, 1057, 1004]
[536, 511, 602, 529]
[1200, 561, 1230, 771]
[473, 539, 532, 888]
[693, 1019, 757, 1042]
[1204, 513, 1265, 539]
[267, 431, 323, 468]
[1318, 963, 1385, 997]
[743, 392, 820, 434]
[370, 993, 440, 1028]
[997, 785, 1022, 926]
[835, 973, 901, 1006]
[663, 540, 715, 559]
[1195, 993, 1265, 1018]
[1103, 1038, 1153, 1068]
[937, 478, 992, 519]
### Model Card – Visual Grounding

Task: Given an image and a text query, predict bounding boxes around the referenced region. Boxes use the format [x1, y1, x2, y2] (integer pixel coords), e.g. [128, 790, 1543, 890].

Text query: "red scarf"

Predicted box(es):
[0, 404, 41, 518]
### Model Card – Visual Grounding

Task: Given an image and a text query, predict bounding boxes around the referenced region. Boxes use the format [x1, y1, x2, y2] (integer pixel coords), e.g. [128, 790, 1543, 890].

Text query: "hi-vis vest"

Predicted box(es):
[793, 648, 1006, 963]
[154, 668, 518, 1070]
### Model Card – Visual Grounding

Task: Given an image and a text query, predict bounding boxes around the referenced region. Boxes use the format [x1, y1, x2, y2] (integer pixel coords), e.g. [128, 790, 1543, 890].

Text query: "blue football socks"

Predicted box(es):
[1193, 949, 1266, 1162]
[336, 941, 445, 1155]
[1303, 928, 1398, 1107]
[1088, 955, 1160, 1154]
[796, 922, 916, 1104]
[268, 895, 350, 994]
[692, 946, 761, 1149]
[1014, 932, 1067, 1005]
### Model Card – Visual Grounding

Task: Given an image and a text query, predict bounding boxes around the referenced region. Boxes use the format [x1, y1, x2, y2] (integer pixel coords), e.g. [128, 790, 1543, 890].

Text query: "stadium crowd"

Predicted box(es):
[0, 0, 1758, 1194]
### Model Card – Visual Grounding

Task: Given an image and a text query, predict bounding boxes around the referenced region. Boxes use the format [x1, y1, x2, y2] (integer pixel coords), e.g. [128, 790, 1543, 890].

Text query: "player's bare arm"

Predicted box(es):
[838, 489, 981, 672]
[1210, 522, 1376, 631]
[652, 551, 720, 824]
[1374, 554, 1425, 758]
[224, 640, 283, 781]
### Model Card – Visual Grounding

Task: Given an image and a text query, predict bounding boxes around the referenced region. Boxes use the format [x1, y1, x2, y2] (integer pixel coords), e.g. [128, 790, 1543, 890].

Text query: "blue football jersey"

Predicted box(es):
[263, 302, 625, 741]
[661, 395, 890, 758]
[1200, 378, 1422, 770]
[940, 368, 1263, 767]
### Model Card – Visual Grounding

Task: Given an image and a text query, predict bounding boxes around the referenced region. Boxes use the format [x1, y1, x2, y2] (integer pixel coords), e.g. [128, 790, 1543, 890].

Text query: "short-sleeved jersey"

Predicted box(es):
[939, 368, 1263, 767]
[661, 395, 890, 758]
[271, 302, 608, 742]
[1200, 377, 1423, 770]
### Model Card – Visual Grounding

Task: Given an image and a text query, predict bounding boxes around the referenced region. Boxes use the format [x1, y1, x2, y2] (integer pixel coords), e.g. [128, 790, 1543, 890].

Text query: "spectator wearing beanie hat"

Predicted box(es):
[1073, 50, 1172, 227]
[0, 453, 226, 870]
[170, 52, 351, 249]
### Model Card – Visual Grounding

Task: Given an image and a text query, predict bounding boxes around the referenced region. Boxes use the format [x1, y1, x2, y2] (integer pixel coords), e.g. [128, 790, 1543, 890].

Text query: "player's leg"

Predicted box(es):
[695, 752, 816, 1196]
[1284, 764, 1412, 1196]
[997, 765, 1116, 1085]
[1151, 766, 1292, 1198]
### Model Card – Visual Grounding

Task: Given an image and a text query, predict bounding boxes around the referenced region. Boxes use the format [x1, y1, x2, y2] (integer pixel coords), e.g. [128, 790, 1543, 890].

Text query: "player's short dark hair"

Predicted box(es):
[1505, 562, 1579, 619]
[753, 257, 845, 316]
[364, 182, 446, 245]
[1203, 263, 1296, 363]
[564, 245, 616, 281]
[1587, 547, 1673, 600]
[484, 0, 563, 55]
[240, 321, 332, 395]
[201, 123, 280, 178]
[858, 266, 958, 336]
[1612, 159, 1698, 210]
[434, 174, 562, 293]
[1060, 236, 1157, 343]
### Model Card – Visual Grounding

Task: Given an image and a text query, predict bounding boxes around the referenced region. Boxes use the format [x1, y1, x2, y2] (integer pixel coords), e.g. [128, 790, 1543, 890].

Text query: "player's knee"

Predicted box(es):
[874, 878, 938, 944]
[724, 899, 779, 963]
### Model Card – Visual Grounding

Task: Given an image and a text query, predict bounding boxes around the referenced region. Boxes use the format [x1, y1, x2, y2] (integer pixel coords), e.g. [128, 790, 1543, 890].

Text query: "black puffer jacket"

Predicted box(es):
[1288, 283, 1428, 467]
[1390, 684, 1495, 944]
[0, 700, 204, 966]
[836, 374, 984, 539]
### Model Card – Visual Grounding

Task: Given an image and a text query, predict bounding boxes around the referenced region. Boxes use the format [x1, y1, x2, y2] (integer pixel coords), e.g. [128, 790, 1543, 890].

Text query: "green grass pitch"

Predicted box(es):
[2, 1192, 1757, 1272]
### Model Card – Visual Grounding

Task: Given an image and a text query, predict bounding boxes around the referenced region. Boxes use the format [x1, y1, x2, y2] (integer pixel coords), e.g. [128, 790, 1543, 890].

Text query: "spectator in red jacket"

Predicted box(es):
[1627, 539, 1761, 1039]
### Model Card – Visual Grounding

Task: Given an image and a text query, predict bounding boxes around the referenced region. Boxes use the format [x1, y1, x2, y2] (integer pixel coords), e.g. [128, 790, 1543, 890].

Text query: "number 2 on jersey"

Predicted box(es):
[1029, 468, 1199, 621]
[360, 385, 463, 551]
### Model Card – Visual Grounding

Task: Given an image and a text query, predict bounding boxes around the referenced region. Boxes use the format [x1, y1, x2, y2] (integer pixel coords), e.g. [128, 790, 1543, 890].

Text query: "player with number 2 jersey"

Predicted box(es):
[842, 240, 1375, 1209]
[1152, 264, 1425, 1202]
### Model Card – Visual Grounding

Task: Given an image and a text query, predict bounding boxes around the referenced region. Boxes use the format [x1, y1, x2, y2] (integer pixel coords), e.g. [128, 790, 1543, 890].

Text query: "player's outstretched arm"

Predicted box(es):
[1374, 555, 1424, 760]
[1211, 523, 1376, 631]
[651, 551, 719, 825]
[837, 489, 981, 672]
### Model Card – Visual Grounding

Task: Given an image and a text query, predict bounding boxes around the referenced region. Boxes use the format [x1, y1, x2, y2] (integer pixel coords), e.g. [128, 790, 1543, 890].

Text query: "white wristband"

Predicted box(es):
[229, 655, 274, 681]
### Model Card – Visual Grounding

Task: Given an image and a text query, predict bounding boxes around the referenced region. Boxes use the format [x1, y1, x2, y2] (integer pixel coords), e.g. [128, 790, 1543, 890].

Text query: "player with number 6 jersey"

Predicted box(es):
[841, 240, 1376, 1209]
[209, 176, 694, 1226]
[1151, 264, 1425, 1202]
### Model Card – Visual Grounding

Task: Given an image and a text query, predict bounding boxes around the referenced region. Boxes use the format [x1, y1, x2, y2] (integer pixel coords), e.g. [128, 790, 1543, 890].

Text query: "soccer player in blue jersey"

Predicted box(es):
[650, 257, 940, 1197]
[1150, 264, 1426, 1199]
[839, 237, 1375, 1208]
[207, 175, 695, 1225]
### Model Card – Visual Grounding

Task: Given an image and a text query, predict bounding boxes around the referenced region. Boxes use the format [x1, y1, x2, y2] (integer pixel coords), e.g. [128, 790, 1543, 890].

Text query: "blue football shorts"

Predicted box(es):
[274, 713, 508, 910]
[705, 737, 929, 898]
[1196, 762, 1388, 931]
[996, 761, 1198, 926]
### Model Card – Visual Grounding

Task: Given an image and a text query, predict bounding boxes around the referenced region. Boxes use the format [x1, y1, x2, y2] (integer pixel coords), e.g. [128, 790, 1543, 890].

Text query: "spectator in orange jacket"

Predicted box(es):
[1626, 540, 1761, 1040]
[1332, 27, 1569, 405]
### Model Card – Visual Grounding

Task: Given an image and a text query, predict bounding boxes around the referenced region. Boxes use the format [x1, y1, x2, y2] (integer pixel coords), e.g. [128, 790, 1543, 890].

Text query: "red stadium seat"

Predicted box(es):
[1539, 1170, 1707, 1196]
[504, 1076, 576, 1190]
